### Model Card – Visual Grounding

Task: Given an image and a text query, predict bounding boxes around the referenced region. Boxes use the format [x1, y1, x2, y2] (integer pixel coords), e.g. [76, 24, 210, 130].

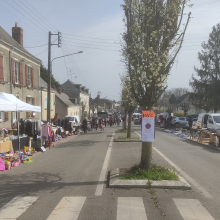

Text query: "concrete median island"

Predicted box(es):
[109, 168, 191, 190]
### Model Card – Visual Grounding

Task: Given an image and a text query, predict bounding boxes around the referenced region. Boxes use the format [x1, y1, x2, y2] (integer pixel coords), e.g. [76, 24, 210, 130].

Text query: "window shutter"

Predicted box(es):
[31, 68, 34, 88]
[0, 54, 3, 81]
[25, 65, 28, 86]
[4, 112, 8, 121]
[11, 59, 15, 84]
[26, 97, 30, 118]
[32, 98, 35, 105]
[19, 62, 23, 85]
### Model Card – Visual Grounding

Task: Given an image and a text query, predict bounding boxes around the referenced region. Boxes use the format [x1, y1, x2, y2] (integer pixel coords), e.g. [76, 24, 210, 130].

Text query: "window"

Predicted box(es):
[28, 67, 32, 87]
[0, 52, 4, 82]
[14, 61, 20, 84]
[213, 116, 220, 123]
[51, 97, 53, 110]
[208, 116, 213, 124]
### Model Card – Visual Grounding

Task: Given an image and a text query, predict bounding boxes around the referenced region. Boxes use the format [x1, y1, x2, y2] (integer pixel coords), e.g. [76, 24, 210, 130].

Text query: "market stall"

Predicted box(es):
[0, 97, 17, 153]
[0, 92, 41, 152]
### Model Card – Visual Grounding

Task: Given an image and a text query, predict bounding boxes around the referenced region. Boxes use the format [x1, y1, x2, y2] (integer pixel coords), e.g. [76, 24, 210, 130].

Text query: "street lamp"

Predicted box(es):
[47, 51, 83, 122]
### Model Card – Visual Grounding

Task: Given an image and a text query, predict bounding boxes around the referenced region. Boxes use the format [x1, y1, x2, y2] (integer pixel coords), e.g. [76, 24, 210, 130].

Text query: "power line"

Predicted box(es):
[24, 43, 48, 48]
[24, 0, 58, 32]
[11, 0, 49, 33]
[62, 39, 120, 49]
[24, 38, 57, 49]
[62, 33, 119, 42]
[62, 36, 120, 45]
[5, 0, 48, 36]
[0, 3, 46, 38]
[63, 42, 120, 52]
[34, 48, 48, 56]
[19, 0, 57, 33]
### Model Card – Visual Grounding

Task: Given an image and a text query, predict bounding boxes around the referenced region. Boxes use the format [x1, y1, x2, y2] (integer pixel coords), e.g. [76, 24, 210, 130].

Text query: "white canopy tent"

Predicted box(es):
[0, 98, 17, 112]
[0, 92, 41, 152]
[0, 92, 41, 112]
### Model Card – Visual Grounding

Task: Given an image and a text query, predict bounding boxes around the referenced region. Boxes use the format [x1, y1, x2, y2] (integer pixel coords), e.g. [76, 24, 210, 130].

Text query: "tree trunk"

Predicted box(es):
[123, 111, 127, 130]
[140, 142, 152, 170]
[127, 112, 132, 138]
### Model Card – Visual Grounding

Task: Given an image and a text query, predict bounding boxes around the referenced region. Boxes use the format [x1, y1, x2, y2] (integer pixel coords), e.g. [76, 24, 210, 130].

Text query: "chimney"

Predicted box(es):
[12, 23, 23, 47]
[52, 85, 56, 90]
[57, 88, 62, 94]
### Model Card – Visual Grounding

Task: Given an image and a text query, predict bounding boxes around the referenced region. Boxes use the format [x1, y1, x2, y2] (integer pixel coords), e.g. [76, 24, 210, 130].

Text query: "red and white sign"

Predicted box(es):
[142, 111, 155, 142]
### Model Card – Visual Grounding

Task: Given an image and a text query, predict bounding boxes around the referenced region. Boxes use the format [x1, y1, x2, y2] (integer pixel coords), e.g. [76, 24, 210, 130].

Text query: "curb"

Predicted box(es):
[114, 138, 141, 142]
[109, 168, 191, 190]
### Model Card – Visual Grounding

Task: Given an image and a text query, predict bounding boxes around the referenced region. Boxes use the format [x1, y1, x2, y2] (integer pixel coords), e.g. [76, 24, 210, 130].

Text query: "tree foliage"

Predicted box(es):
[190, 24, 220, 113]
[122, 0, 192, 110]
[169, 94, 176, 104]
[121, 0, 192, 170]
[180, 102, 190, 116]
[40, 65, 60, 88]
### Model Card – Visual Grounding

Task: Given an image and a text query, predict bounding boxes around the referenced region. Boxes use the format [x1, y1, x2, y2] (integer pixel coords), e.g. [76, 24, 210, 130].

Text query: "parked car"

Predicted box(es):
[185, 117, 198, 127]
[171, 116, 188, 127]
[65, 115, 80, 128]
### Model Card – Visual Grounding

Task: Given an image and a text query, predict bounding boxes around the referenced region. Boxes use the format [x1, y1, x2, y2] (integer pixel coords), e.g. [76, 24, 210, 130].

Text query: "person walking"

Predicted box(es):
[82, 118, 87, 133]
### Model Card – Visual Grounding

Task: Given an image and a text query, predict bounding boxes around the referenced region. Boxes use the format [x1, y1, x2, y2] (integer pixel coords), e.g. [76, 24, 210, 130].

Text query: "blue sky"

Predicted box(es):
[0, 0, 220, 100]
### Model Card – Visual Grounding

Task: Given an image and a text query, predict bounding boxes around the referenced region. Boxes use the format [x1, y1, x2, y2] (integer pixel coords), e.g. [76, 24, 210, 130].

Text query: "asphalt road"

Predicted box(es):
[0, 124, 219, 219]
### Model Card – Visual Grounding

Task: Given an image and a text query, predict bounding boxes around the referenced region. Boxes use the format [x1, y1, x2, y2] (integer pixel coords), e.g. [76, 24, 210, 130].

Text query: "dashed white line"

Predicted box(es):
[95, 132, 115, 196]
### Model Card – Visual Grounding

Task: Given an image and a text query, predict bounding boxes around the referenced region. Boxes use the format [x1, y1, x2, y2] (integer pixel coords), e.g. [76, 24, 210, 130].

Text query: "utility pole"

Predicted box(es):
[47, 31, 61, 122]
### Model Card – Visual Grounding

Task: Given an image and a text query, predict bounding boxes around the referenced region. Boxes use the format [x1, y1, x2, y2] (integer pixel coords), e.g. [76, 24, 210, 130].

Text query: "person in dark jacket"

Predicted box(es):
[188, 116, 193, 130]
[82, 118, 87, 133]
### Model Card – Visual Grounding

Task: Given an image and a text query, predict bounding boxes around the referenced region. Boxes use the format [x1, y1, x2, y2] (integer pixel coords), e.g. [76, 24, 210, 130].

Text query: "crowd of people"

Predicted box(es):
[81, 115, 122, 134]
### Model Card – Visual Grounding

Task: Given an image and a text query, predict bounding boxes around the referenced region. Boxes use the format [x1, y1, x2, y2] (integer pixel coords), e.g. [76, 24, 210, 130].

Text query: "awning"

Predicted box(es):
[0, 92, 41, 112]
[0, 97, 17, 111]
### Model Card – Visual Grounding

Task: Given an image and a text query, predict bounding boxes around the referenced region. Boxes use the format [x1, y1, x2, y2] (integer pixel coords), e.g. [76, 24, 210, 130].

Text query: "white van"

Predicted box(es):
[206, 114, 220, 129]
[197, 113, 220, 129]
[65, 115, 80, 127]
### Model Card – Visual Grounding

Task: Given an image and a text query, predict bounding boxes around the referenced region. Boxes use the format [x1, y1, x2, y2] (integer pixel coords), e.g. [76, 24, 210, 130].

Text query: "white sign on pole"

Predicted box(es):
[142, 117, 155, 142]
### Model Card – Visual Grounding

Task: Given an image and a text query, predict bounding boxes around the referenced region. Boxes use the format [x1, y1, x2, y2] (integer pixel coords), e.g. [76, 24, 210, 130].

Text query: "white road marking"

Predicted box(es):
[95, 132, 114, 196]
[0, 197, 38, 220]
[47, 197, 86, 220]
[173, 199, 215, 220]
[117, 197, 148, 220]
[109, 132, 115, 147]
[135, 131, 141, 138]
[135, 131, 213, 199]
[153, 146, 213, 199]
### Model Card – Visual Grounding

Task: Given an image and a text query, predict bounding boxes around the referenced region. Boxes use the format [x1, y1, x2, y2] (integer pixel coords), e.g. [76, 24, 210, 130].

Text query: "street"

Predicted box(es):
[0, 125, 219, 220]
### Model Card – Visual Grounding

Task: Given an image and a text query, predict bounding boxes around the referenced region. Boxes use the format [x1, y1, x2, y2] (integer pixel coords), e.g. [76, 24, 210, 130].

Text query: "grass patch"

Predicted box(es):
[115, 129, 134, 133]
[118, 136, 139, 140]
[115, 129, 127, 133]
[119, 164, 179, 181]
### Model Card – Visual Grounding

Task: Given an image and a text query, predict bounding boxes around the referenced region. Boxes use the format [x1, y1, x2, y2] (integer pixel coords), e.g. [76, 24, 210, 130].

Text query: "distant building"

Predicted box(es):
[59, 80, 89, 118]
[55, 88, 80, 118]
[39, 78, 56, 121]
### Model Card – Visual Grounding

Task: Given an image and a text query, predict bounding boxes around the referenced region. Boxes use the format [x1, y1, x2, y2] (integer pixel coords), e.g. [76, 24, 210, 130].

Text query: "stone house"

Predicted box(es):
[0, 24, 41, 127]
[171, 93, 199, 115]
[59, 80, 89, 118]
[55, 88, 80, 118]
[39, 78, 56, 122]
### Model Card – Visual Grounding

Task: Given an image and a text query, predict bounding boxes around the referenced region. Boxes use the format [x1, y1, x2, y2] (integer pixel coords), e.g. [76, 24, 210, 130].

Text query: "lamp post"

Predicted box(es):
[47, 51, 83, 122]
